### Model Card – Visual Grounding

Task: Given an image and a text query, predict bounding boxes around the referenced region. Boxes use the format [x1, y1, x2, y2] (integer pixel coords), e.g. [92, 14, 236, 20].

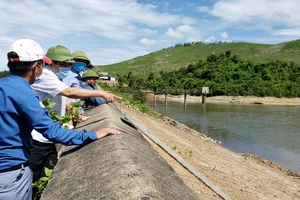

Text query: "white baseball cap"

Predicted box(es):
[7, 37, 52, 65]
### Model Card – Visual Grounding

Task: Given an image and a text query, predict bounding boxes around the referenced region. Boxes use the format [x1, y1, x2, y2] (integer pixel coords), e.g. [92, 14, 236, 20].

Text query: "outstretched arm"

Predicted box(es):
[60, 87, 122, 103]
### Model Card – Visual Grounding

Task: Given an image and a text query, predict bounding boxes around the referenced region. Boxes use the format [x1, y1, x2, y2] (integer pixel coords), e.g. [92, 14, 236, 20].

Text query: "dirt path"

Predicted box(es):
[117, 97, 300, 200]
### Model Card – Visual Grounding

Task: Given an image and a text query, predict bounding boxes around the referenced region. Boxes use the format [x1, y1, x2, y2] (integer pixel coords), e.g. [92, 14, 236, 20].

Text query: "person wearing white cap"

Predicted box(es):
[0, 38, 121, 200]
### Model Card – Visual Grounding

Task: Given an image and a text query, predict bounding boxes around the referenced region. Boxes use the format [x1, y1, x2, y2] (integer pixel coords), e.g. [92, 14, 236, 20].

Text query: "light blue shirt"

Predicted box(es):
[80, 82, 107, 109]
[63, 67, 82, 102]
[0, 74, 97, 170]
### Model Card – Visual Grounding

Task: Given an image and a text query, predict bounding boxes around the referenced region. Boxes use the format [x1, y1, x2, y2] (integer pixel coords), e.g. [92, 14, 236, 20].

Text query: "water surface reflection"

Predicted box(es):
[146, 100, 300, 173]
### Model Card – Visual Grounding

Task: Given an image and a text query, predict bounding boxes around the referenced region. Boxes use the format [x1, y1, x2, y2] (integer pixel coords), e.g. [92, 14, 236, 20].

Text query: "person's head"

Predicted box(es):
[86, 63, 94, 69]
[72, 51, 91, 72]
[80, 70, 99, 86]
[72, 51, 90, 65]
[45, 45, 74, 79]
[7, 38, 52, 84]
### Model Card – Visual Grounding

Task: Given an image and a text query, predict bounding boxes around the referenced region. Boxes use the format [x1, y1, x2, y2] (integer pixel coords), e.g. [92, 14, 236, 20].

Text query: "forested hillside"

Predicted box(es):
[117, 50, 300, 98]
[97, 40, 300, 77]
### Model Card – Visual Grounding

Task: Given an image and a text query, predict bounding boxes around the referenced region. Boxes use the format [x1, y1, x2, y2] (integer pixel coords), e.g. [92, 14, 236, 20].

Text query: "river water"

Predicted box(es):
[145, 100, 300, 173]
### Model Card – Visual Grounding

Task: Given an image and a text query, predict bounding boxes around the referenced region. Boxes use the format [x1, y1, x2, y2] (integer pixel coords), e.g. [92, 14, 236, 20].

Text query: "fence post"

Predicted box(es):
[202, 91, 206, 105]
[164, 93, 167, 107]
[200, 87, 209, 106]
[153, 92, 157, 110]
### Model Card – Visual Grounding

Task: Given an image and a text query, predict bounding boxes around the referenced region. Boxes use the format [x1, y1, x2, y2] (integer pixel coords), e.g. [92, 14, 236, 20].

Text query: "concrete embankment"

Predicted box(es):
[41, 103, 201, 200]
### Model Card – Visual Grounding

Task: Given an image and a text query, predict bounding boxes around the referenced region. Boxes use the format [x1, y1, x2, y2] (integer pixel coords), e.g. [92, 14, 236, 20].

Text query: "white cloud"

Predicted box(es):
[181, 16, 198, 24]
[197, 6, 210, 13]
[139, 38, 157, 46]
[205, 36, 217, 43]
[221, 31, 229, 40]
[164, 28, 184, 39]
[86, 46, 149, 66]
[1, 0, 300, 71]
[199, 0, 300, 43]
[0, 0, 190, 71]
[270, 11, 290, 23]
[186, 35, 202, 43]
[177, 25, 195, 33]
[0, 0, 183, 42]
[126, 25, 137, 31]
[164, 25, 201, 41]
[143, 28, 158, 36]
[210, 0, 300, 27]
[273, 29, 300, 36]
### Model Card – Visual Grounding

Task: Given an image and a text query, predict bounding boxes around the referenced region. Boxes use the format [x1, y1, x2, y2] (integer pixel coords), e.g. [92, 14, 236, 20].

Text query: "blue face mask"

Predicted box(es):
[73, 62, 86, 72]
[56, 67, 70, 79]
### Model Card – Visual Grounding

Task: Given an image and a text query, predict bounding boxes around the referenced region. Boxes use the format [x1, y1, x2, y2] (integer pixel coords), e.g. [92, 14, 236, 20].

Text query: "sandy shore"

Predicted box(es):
[117, 99, 300, 200]
[149, 94, 300, 105]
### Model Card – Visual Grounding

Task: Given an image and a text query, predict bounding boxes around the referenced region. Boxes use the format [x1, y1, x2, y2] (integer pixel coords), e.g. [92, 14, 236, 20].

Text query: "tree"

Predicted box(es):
[225, 50, 232, 58]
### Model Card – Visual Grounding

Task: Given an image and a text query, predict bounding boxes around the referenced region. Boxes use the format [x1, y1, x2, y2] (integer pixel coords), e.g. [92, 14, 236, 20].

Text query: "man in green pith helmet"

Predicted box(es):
[30, 44, 121, 183]
[80, 70, 107, 109]
[63, 50, 92, 103]
[63, 51, 89, 88]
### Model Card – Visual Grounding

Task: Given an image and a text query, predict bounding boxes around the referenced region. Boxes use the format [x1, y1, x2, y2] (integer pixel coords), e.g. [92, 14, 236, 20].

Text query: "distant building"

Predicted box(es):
[99, 75, 116, 81]
[99, 72, 108, 76]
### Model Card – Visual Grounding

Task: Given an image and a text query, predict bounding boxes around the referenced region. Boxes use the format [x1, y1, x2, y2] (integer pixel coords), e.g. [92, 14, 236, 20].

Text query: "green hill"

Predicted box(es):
[95, 40, 300, 77]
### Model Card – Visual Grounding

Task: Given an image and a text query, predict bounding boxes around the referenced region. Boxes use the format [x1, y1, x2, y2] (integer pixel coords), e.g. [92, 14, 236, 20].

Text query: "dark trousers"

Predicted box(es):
[29, 139, 58, 183]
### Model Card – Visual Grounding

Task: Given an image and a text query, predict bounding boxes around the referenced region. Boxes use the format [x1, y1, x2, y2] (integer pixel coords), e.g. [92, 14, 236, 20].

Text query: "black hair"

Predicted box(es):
[7, 51, 36, 75]
[7, 61, 35, 75]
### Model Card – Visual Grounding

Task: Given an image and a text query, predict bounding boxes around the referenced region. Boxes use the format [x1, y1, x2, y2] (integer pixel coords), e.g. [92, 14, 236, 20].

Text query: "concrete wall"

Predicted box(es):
[41, 103, 201, 200]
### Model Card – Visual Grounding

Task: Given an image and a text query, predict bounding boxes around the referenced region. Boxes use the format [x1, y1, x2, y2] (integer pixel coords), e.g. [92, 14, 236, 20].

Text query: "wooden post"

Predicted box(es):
[184, 94, 187, 107]
[200, 87, 209, 107]
[153, 92, 156, 110]
[202, 92, 206, 105]
[164, 94, 167, 107]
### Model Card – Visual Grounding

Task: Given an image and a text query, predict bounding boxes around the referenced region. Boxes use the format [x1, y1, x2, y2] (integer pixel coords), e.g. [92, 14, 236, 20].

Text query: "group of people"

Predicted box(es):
[0, 38, 121, 200]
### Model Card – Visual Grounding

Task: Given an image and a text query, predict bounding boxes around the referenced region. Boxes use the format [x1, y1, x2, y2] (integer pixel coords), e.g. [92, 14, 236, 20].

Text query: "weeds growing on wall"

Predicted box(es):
[32, 167, 53, 200]
[32, 98, 83, 199]
[98, 82, 160, 118]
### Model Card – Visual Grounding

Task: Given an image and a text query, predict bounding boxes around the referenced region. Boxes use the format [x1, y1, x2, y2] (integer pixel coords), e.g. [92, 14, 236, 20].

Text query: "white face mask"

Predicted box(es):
[55, 67, 70, 79]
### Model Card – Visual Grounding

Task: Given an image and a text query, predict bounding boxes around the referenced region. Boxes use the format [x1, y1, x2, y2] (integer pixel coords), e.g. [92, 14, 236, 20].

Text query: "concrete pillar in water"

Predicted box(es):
[164, 94, 167, 107]
[153, 93, 156, 110]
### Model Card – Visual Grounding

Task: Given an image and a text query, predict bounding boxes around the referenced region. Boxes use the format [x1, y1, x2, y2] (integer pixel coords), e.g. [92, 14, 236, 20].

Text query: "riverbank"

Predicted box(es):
[149, 94, 300, 105]
[117, 100, 300, 200]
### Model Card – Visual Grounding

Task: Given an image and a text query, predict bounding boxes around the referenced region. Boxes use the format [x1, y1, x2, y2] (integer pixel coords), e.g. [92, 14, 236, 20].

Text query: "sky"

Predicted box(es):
[1, 0, 300, 71]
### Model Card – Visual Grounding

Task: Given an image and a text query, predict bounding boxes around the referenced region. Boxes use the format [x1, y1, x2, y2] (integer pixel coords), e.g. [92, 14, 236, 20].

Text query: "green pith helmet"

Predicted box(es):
[81, 70, 99, 80]
[72, 51, 90, 64]
[46, 45, 75, 63]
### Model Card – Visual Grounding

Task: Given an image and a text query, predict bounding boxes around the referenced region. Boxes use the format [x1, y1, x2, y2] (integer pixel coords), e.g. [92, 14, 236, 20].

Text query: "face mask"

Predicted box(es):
[56, 67, 70, 79]
[33, 64, 43, 83]
[73, 62, 86, 72]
